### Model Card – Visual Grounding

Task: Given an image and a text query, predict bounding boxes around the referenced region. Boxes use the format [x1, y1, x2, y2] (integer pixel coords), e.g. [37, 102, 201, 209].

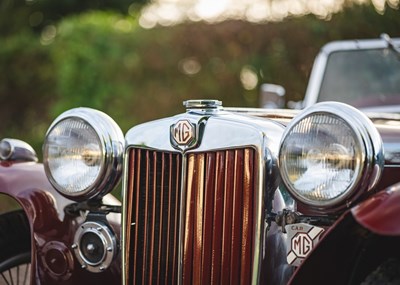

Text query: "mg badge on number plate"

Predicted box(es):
[285, 223, 324, 267]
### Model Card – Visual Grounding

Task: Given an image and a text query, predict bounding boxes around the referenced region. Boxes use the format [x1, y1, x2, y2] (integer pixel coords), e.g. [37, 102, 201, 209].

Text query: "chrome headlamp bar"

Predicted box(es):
[279, 102, 384, 211]
[43, 108, 124, 201]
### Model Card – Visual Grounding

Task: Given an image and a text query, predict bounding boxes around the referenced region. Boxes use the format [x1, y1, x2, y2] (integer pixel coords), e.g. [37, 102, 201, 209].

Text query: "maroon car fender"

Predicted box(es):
[0, 162, 121, 284]
[288, 186, 400, 285]
[351, 184, 400, 236]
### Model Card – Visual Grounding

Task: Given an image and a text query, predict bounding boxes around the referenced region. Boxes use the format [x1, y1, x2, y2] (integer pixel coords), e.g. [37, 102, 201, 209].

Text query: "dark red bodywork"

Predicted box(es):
[0, 162, 121, 284]
[288, 185, 400, 284]
[352, 186, 400, 236]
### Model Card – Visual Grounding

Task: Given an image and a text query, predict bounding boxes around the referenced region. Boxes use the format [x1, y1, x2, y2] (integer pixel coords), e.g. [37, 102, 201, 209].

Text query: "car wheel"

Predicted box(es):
[0, 210, 31, 285]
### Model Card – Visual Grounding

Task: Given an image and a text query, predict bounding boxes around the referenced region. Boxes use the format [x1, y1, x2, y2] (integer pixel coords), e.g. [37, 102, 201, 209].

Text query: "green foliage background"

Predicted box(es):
[0, 1, 399, 156]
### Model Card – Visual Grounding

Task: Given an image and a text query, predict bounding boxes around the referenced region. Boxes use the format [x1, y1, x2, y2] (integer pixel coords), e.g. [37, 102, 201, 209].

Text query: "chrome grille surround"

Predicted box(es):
[122, 109, 285, 285]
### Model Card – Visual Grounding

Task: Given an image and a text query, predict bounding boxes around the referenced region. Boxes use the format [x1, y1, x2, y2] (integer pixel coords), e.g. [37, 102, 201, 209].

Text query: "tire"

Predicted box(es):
[0, 210, 31, 285]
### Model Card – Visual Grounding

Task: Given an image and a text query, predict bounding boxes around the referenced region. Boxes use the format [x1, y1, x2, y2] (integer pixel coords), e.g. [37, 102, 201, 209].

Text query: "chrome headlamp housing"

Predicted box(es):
[43, 108, 124, 201]
[279, 102, 384, 211]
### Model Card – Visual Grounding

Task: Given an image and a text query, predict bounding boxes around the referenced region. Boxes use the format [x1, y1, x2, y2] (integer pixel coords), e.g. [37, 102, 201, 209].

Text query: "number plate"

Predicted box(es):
[285, 223, 324, 267]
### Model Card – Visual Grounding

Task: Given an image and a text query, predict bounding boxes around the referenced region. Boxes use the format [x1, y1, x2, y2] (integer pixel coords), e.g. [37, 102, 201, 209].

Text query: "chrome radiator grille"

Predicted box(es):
[125, 147, 257, 285]
[125, 149, 182, 284]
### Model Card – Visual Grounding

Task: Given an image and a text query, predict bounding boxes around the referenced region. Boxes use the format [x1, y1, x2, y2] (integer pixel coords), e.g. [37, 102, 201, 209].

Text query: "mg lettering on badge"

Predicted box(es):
[292, 233, 312, 258]
[174, 120, 193, 144]
[171, 120, 197, 149]
[285, 223, 324, 267]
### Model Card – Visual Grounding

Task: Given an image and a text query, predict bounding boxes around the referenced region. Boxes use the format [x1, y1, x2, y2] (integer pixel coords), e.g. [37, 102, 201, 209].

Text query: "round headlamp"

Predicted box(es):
[43, 108, 124, 200]
[279, 102, 383, 210]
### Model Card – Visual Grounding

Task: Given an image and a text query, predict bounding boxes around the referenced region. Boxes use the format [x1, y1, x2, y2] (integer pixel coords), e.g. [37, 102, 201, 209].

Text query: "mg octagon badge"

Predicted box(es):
[170, 119, 197, 150]
[285, 223, 324, 267]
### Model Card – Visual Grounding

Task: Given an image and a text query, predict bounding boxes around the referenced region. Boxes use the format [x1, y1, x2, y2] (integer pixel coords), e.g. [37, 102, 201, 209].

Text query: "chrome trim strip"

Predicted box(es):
[177, 154, 187, 285]
[121, 147, 130, 285]
[252, 145, 264, 284]
[383, 165, 400, 168]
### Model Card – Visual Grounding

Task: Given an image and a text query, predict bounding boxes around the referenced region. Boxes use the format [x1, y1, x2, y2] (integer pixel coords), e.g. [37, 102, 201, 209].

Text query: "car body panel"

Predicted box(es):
[289, 183, 400, 284]
[0, 162, 121, 284]
[352, 184, 400, 236]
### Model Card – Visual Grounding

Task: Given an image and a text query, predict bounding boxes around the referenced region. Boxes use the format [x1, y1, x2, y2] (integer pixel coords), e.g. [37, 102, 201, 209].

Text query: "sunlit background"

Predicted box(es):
[138, 0, 397, 27]
[0, 0, 399, 158]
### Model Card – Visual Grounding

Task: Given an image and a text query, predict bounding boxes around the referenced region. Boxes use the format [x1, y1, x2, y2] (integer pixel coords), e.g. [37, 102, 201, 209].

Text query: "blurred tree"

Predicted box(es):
[0, 31, 55, 152]
[50, 12, 140, 131]
[31, 0, 146, 29]
[0, 0, 32, 35]
[0, 0, 147, 36]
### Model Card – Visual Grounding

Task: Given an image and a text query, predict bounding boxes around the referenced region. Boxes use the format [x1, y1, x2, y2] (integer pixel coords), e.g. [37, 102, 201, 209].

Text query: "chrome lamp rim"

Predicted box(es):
[279, 101, 384, 211]
[43, 107, 125, 200]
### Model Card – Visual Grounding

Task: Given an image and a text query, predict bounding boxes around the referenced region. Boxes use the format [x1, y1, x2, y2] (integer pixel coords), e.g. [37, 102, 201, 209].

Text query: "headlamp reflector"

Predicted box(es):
[280, 113, 362, 205]
[45, 117, 103, 196]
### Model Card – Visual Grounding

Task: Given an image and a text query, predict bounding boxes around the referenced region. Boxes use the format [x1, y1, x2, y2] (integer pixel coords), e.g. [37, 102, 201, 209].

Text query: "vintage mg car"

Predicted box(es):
[0, 35, 399, 284]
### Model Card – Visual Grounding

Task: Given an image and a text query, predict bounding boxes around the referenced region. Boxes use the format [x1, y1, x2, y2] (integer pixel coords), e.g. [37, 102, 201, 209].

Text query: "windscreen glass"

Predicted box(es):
[318, 48, 400, 108]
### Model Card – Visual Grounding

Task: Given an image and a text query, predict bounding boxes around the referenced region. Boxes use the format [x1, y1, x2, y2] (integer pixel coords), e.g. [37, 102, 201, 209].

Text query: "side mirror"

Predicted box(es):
[259, 83, 285, 109]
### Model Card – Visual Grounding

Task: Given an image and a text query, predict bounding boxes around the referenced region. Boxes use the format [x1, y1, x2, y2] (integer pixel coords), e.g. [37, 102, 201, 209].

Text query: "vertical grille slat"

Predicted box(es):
[171, 153, 181, 284]
[230, 150, 245, 285]
[133, 149, 142, 284]
[210, 151, 225, 284]
[241, 149, 254, 283]
[142, 151, 151, 285]
[221, 150, 235, 284]
[163, 153, 171, 283]
[148, 153, 155, 284]
[183, 154, 195, 284]
[125, 150, 135, 282]
[193, 154, 205, 284]
[155, 153, 165, 284]
[126, 147, 257, 285]
[201, 153, 216, 283]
